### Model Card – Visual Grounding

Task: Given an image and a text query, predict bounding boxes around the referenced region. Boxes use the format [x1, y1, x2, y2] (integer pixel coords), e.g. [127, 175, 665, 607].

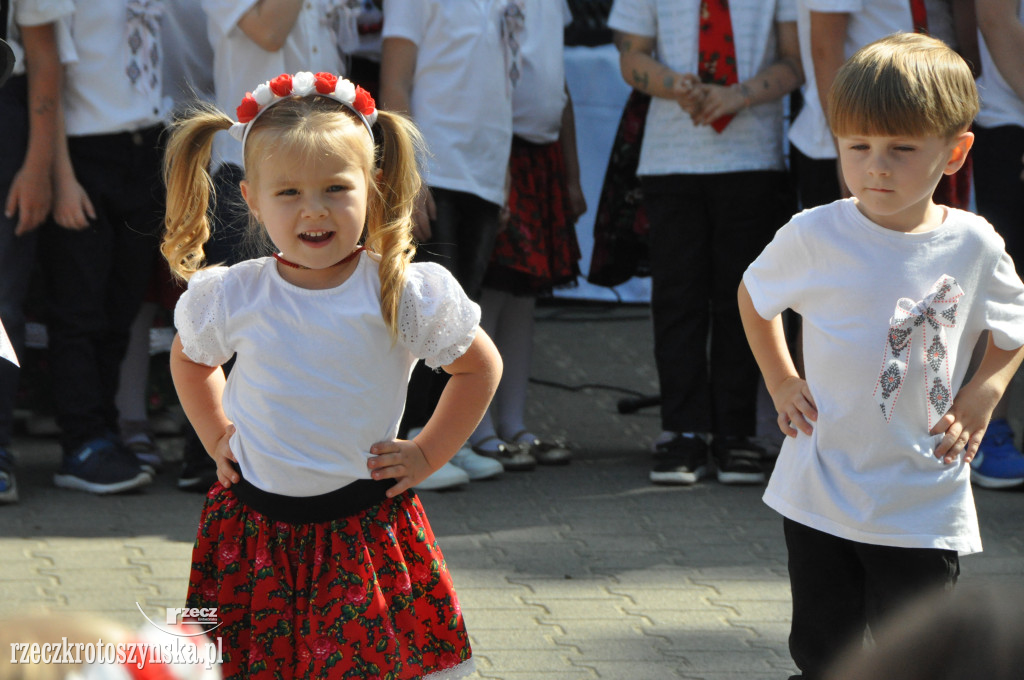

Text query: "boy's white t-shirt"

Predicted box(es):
[744, 199, 1024, 554]
[789, 0, 914, 160]
[202, 0, 343, 171]
[174, 254, 480, 497]
[63, 0, 167, 135]
[512, 0, 572, 144]
[607, 0, 797, 175]
[975, 2, 1024, 129]
[382, 0, 513, 206]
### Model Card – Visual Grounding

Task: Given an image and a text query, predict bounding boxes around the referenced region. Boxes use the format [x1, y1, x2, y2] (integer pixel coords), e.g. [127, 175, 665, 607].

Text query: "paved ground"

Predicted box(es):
[1, 303, 1022, 679]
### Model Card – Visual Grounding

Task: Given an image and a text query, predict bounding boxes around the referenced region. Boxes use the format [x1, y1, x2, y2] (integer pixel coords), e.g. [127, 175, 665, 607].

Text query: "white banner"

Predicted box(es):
[0, 318, 19, 367]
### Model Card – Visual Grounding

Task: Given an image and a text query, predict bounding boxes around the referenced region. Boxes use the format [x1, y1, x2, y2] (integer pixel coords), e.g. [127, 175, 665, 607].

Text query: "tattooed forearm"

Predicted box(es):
[632, 69, 650, 90]
[31, 96, 56, 116]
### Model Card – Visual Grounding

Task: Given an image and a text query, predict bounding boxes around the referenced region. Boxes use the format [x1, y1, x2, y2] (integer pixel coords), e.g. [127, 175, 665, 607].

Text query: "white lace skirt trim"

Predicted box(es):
[423, 656, 476, 680]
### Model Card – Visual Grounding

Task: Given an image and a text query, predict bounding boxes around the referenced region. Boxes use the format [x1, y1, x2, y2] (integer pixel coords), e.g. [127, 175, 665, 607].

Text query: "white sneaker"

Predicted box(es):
[450, 446, 503, 480]
[415, 462, 470, 491]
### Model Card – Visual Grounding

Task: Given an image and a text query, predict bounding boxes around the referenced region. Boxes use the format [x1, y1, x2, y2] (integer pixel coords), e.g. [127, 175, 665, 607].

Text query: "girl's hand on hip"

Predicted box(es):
[368, 439, 432, 497]
[213, 424, 240, 488]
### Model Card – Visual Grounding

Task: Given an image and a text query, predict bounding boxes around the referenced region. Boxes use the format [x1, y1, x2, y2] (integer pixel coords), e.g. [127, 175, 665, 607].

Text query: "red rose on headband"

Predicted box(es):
[236, 94, 259, 123]
[269, 74, 293, 97]
[314, 72, 339, 94]
[353, 86, 375, 116]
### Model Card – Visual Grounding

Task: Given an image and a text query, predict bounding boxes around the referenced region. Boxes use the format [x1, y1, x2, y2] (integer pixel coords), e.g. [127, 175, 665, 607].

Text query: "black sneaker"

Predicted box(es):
[650, 433, 708, 485]
[0, 447, 18, 504]
[54, 437, 152, 494]
[712, 435, 767, 485]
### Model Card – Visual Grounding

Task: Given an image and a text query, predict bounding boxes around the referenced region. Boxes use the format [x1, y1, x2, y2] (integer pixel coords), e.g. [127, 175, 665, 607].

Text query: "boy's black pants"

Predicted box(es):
[41, 125, 165, 453]
[783, 518, 960, 680]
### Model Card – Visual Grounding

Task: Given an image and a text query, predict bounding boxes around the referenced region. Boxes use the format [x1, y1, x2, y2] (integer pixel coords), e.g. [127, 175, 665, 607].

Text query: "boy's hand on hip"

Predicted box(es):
[368, 439, 432, 497]
[772, 376, 817, 438]
[930, 383, 998, 464]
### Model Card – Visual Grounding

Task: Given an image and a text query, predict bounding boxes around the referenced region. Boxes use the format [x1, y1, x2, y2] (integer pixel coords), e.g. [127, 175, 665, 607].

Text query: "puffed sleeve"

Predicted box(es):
[173, 267, 233, 367]
[398, 263, 481, 369]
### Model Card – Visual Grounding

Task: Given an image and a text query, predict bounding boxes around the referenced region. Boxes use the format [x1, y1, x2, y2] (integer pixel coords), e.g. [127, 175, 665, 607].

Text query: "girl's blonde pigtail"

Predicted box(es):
[161, 105, 234, 281]
[364, 110, 424, 339]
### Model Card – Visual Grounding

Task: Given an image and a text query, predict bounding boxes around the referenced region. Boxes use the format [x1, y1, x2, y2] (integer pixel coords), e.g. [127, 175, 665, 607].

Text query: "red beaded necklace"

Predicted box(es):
[272, 245, 366, 270]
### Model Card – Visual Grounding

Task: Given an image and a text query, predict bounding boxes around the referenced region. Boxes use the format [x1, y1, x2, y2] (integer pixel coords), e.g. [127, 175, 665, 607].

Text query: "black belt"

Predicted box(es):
[228, 462, 399, 525]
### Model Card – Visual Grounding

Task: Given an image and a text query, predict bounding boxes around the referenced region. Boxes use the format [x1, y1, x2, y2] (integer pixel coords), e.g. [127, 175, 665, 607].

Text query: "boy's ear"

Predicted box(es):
[944, 131, 975, 175]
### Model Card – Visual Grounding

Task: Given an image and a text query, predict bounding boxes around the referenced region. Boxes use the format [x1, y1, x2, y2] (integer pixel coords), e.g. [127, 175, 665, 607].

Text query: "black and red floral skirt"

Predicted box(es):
[484, 136, 581, 296]
[186, 483, 474, 679]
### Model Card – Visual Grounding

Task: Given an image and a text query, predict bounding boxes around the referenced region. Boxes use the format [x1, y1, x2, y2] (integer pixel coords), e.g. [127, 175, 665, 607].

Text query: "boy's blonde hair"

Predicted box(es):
[162, 96, 423, 339]
[827, 32, 978, 139]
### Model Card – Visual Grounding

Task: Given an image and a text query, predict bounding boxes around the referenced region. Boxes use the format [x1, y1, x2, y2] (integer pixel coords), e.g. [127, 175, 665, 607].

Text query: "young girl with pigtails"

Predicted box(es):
[162, 71, 498, 679]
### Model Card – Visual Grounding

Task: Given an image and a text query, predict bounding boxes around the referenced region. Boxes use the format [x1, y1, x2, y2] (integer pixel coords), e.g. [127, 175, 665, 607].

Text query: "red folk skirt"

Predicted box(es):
[484, 136, 581, 296]
[186, 483, 474, 679]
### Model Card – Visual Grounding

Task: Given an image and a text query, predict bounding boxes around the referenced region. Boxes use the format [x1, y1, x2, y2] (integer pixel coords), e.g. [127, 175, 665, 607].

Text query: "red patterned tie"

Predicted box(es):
[697, 0, 739, 133]
[909, 0, 928, 34]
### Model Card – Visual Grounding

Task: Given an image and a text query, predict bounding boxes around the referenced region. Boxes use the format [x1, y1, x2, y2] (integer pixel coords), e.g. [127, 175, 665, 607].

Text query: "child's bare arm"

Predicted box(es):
[739, 282, 817, 437]
[379, 36, 435, 239]
[368, 329, 502, 496]
[169, 334, 238, 487]
[236, 0, 303, 53]
[976, 0, 1024, 102]
[809, 10, 852, 197]
[931, 335, 1024, 464]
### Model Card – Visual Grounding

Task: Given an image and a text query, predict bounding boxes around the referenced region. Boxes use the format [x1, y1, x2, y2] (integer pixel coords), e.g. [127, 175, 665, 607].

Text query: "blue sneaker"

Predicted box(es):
[54, 437, 152, 494]
[971, 419, 1024, 489]
[0, 447, 18, 504]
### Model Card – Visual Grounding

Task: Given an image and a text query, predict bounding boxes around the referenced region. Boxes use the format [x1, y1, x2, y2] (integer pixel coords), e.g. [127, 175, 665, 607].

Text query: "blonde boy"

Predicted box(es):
[739, 33, 1024, 679]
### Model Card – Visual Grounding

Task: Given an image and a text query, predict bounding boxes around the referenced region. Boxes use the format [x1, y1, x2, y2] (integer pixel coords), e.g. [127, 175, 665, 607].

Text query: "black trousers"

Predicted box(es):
[973, 124, 1024, 267]
[40, 125, 165, 453]
[641, 171, 791, 435]
[401, 187, 500, 433]
[0, 76, 37, 446]
[784, 518, 960, 680]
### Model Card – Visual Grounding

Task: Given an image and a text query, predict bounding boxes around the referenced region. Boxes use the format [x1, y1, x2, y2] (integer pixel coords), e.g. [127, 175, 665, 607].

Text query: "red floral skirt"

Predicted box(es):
[484, 136, 581, 295]
[186, 484, 474, 679]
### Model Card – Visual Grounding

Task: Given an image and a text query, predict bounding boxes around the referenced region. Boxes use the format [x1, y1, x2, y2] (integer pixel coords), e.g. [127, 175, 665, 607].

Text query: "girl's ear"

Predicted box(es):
[944, 131, 974, 175]
[239, 179, 259, 221]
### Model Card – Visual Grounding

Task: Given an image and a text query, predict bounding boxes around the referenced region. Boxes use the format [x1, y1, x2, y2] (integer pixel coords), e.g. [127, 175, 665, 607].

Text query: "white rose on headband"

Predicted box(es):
[253, 84, 273, 107]
[293, 71, 315, 96]
[334, 78, 356, 105]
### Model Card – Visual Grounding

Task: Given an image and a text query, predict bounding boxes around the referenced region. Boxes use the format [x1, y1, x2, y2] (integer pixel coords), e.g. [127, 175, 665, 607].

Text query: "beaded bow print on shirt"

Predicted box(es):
[874, 274, 963, 431]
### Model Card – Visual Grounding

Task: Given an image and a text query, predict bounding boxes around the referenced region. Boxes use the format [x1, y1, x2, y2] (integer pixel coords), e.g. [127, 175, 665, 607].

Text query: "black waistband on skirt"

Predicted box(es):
[227, 462, 399, 525]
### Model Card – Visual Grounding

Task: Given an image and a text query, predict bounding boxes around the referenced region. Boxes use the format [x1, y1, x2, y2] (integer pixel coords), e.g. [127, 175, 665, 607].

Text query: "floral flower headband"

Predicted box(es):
[229, 71, 378, 150]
